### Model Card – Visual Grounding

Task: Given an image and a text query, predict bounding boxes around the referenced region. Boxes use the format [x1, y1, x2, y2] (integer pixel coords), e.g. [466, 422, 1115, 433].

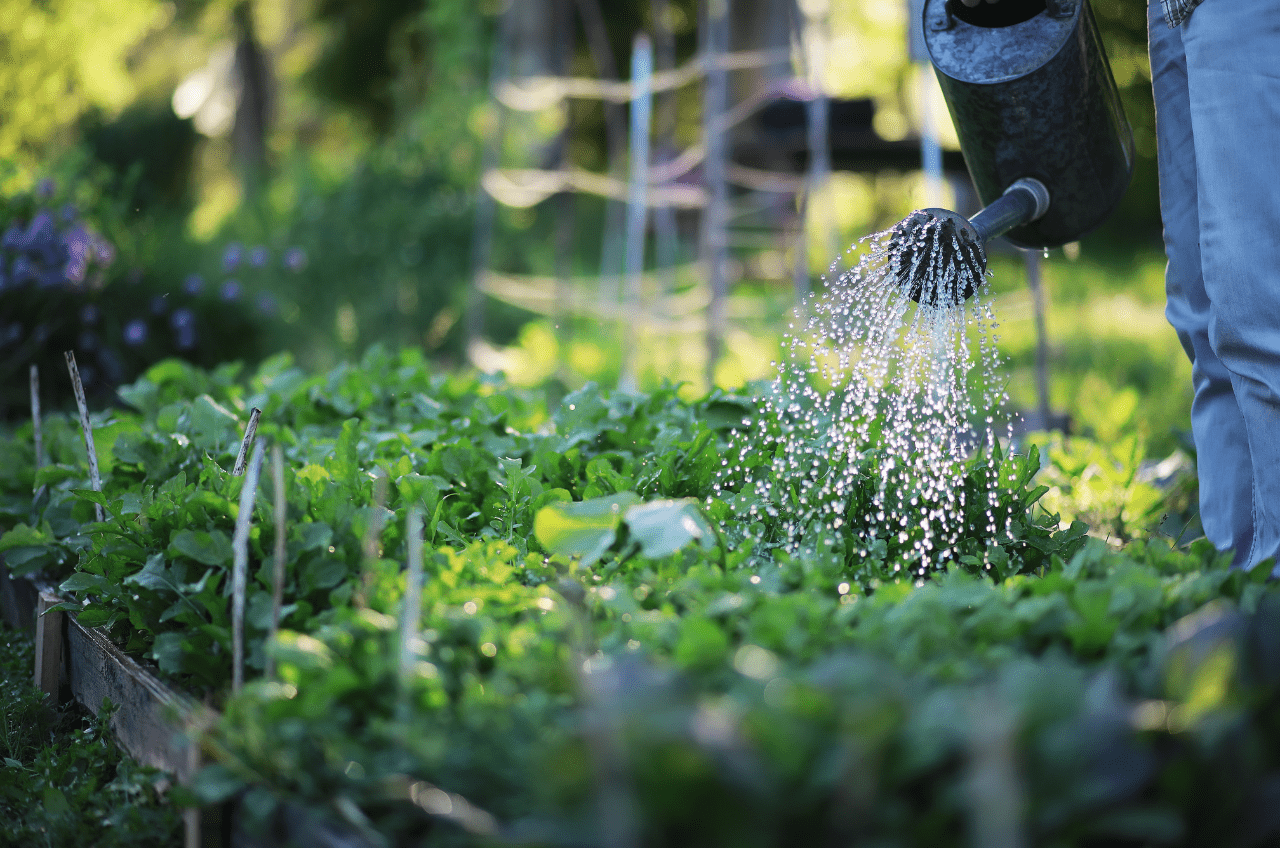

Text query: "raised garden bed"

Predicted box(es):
[4, 347, 1280, 847]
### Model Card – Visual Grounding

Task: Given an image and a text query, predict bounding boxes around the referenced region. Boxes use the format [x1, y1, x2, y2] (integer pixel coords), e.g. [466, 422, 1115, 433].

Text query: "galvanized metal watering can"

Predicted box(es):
[920, 0, 1134, 250]
[889, 0, 1135, 305]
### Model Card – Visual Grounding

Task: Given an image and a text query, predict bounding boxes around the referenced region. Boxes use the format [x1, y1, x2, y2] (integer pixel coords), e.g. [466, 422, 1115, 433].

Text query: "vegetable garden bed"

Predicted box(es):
[4, 345, 1280, 847]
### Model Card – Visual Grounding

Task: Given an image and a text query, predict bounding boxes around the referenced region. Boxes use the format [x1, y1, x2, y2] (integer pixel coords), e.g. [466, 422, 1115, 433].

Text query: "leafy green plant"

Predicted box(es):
[2, 349, 1260, 847]
[0, 629, 181, 847]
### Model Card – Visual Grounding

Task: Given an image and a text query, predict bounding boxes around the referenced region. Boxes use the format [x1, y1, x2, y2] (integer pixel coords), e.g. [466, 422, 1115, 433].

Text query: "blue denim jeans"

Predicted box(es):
[1148, 0, 1280, 571]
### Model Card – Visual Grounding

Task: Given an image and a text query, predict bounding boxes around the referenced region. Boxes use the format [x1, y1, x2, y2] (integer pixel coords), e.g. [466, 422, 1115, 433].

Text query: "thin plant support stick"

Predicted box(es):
[231, 440, 266, 694]
[552, 0, 575, 363]
[266, 444, 286, 680]
[803, 7, 833, 289]
[30, 365, 45, 501]
[651, 0, 680, 297]
[620, 33, 654, 392]
[576, 0, 629, 305]
[398, 507, 425, 721]
[467, 0, 514, 356]
[64, 351, 104, 523]
[232, 408, 262, 476]
[701, 0, 730, 391]
[356, 470, 389, 609]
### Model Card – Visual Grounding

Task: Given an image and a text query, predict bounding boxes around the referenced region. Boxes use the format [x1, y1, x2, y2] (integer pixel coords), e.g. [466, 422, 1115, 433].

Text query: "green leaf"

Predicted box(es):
[151, 632, 187, 674]
[302, 557, 348, 594]
[624, 499, 712, 560]
[75, 606, 117, 629]
[534, 493, 641, 565]
[169, 529, 234, 567]
[189, 764, 245, 805]
[60, 573, 111, 593]
[187, 394, 242, 451]
[2, 546, 55, 576]
[42, 785, 72, 818]
[295, 522, 334, 552]
[125, 553, 181, 594]
[674, 616, 730, 671]
[33, 464, 80, 488]
[0, 523, 52, 552]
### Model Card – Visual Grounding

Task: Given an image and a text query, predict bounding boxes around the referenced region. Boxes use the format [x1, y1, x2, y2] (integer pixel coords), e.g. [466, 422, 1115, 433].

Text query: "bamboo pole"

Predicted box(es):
[30, 365, 46, 502]
[701, 0, 731, 391]
[356, 470, 389, 609]
[620, 33, 654, 392]
[397, 507, 425, 722]
[231, 440, 266, 694]
[34, 590, 64, 699]
[266, 444, 287, 680]
[232, 407, 262, 476]
[64, 352, 103, 523]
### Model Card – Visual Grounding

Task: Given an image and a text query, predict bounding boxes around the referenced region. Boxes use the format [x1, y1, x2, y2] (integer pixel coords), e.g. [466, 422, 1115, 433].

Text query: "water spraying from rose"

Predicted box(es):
[717, 212, 1014, 576]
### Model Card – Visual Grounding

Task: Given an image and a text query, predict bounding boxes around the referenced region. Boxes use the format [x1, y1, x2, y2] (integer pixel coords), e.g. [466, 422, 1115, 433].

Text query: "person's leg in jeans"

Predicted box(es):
[1147, 0, 1280, 568]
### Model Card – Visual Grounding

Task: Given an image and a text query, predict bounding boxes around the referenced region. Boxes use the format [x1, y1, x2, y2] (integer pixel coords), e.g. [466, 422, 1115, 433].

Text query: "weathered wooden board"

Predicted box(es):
[2, 561, 372, 848]
[64, 615, 211, 782]
[34, 591, 64, 698]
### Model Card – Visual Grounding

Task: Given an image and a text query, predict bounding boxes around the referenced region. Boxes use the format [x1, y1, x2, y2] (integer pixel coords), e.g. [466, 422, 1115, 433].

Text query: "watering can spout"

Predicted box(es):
[891, 177, 1050, 306]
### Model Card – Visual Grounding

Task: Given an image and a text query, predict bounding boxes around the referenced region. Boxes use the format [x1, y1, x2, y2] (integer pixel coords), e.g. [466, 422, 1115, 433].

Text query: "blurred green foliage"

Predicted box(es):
[0, 630, 181, 846]
[0, 0, 169, 166]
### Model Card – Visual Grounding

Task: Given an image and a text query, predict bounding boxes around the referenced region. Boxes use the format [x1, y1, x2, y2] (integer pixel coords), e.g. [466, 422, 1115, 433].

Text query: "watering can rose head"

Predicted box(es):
[887, 209, 987, 309]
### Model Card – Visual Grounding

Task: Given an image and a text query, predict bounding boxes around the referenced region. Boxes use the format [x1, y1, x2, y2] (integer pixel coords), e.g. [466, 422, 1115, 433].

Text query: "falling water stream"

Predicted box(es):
[717, 212, 1013, 576]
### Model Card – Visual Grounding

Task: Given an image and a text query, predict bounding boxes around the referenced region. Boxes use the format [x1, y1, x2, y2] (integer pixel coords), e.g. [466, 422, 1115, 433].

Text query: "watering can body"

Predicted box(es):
[923, 0, 1134, 249]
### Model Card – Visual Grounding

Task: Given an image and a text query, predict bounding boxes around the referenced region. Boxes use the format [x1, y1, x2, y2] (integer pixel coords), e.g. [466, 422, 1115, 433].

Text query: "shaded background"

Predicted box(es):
[1, 0, 1181, 482]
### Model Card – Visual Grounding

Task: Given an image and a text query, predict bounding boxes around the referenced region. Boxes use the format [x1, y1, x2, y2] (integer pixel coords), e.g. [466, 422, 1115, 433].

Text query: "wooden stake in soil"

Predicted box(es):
[64, 351, 104, 522]
[232, 407, 262, 476]
[356, 469, 389, 608]
[398, 507, 425, 717]
[30, 364, 46, 501]
[34, 590, 64, 699]
[231, 440, 266, 694]
[266, 443, 286, 680]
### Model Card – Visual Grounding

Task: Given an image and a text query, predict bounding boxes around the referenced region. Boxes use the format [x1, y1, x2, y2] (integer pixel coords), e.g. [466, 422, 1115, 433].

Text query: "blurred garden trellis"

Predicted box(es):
[469, 0, 839, 389]
[467, 0, 977, 389]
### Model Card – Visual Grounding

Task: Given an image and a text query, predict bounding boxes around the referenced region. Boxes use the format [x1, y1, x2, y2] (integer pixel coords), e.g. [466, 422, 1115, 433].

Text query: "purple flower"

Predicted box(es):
[60, 203, 78, 223]
[124, 319, 148, 346]
[171, 309, 197, 349]
[222, 242, 243, 272]
[249, 245, 268, 267]
[255, 292, 277, 315]
[91, 235, 115, 266]
[64, 228, 91, 280]
[80, 304, 100, 325]
[151, 295, 170, 315]
[183, 274, 205, 296]
[10, 256, 34, 285]
[1, 224, 21, 251]
[283, 246, 307, 272]
[25, 212, 55, 249]
[220, 279, 241, 301]
[35, 178, 55, 200]
[64, 258, 87, 283]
